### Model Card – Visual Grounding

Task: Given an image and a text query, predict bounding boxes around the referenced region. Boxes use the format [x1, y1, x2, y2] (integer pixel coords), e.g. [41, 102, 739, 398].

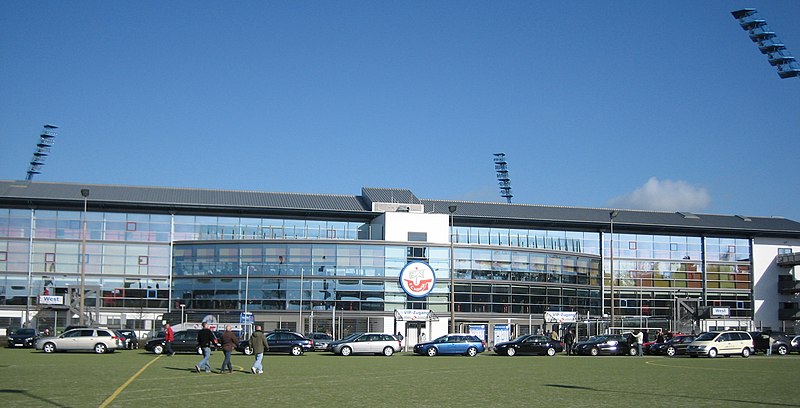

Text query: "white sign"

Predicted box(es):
[712, 307, 730, 316]
[544, 311, 578, 323]
[395, 309, 433, 321]
[39, 295, 64, 305]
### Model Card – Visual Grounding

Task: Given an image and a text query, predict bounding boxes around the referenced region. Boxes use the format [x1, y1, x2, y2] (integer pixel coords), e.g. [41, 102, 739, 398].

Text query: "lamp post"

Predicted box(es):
[79, 189, 89, 325]
[179, 304, 186, 326]
[609, 210, 619, 331]
[448, 205, 457, 333]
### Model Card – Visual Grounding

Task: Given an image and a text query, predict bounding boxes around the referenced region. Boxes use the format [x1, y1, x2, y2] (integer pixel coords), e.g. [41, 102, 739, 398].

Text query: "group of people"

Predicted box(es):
[160, 322, 269, 375]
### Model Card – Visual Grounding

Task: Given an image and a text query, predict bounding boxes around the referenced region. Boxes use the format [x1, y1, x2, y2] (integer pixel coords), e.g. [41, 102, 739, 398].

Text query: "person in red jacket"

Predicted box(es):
[164, 323, 175, 356]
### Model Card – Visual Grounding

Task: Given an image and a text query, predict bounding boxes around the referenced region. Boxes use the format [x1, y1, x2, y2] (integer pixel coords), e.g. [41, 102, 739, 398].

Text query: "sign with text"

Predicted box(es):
[544, 311, 578, 323]
[711, 307, 730, 317]
[39, 295, 64, 305]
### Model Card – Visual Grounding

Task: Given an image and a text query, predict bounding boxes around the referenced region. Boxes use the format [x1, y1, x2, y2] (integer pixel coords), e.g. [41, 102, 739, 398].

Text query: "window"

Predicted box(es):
[408, 232, 427, 242]
[778, 248, 792, 255]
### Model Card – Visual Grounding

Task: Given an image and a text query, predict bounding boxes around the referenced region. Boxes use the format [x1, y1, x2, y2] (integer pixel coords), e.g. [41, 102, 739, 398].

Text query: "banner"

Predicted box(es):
[544, 311, 578, 323]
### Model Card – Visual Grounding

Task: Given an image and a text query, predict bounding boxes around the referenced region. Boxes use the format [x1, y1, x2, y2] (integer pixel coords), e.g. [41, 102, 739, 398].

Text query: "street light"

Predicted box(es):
[79, 188, 89, 325]
[609, 210, 619, 330]
[448, 205, 457, 333]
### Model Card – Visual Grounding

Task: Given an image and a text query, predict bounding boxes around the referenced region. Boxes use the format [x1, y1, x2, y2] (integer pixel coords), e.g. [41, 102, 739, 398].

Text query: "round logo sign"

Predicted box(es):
[399, 261, 436, 298]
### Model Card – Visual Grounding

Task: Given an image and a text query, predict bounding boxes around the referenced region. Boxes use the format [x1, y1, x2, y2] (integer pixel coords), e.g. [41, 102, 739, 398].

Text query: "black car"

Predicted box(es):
[237, 330, 313, 356]
[7, 327, 40, 348]
[493, 334, 563, 356]
[647, 334, 696, 357]
[574, 333, 637, 356]
[750, 331, 793, 355]
[117, 329, 139, 349]
[144, 329, 221, 354]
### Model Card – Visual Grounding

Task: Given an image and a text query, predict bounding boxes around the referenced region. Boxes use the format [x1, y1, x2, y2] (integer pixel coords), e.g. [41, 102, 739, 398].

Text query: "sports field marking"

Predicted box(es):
[99, 354, 162, 408]
[644, 359, 748, 371]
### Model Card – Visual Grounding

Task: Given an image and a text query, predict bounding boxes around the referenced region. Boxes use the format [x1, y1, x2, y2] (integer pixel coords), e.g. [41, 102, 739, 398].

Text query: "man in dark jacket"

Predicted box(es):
[220, 325, 239, 373]
[564, 329, 575, 356]
[249, 325, 269, 374]
[195, 322, 214, 373]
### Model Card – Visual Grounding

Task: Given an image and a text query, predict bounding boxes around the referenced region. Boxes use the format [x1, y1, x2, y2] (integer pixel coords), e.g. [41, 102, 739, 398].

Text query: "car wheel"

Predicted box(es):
[153, 344, 164, 355]
[244, 346, 253, 356]
[776, 345, 788, 355]
[426, 347, 438, 357]
[466, 347, 478, 357]
[340, 346, 352, 356]
[290, 345, 303, 356]
[628, 347, 637, 356]
[383, 346, 394, 356]
[742, 348, 751, 358]
[42, 342, 56, 353]
[94, 343, 107, 354]
[546, 347, 556, 357]
[590, 347, 599, 356]
[666, 346, 676, 357]
[708, 348, 718, 358]
[506, 348, 516, 357]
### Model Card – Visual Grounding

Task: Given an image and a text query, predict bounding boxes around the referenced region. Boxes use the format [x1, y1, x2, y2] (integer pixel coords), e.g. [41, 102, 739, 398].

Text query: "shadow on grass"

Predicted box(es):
[0, 389, 69, 407]
[544, 384, 800, 407]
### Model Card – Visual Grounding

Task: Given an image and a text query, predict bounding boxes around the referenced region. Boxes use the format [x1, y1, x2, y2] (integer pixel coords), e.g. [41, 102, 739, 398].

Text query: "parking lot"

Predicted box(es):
[1, 346, 798, 407]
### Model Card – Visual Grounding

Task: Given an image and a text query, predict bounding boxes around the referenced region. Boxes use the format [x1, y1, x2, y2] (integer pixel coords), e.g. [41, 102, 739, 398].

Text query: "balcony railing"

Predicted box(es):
[778, 274, 800, 294]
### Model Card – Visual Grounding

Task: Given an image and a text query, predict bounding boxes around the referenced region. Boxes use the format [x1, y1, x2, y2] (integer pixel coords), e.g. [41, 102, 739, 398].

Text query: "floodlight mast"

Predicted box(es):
[731, 8, 800, 79]
[25, 125, 58, 180]
[493, 153, 513, 203]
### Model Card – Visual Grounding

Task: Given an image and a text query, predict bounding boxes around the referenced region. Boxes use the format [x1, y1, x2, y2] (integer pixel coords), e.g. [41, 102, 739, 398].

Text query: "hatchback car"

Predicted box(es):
[574, 334, 637, 356]
[686, 331, 753, 358]
[144, 329, 221, 354]
[414, 334, 485, 357]
[237, 330, 313, 356]
[750, 331, 793, 355]
[36, 327, 124, 354]
[493, 334, 563, 356]
[307, 332, 334, 351]
[328, 333, 400, 356]
[7, 327, 40, 348]
[117, 329, 139, 349]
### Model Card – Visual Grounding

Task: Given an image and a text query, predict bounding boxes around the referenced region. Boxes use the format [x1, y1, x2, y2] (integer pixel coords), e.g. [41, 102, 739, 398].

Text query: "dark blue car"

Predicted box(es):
[413, 334, 485, 357]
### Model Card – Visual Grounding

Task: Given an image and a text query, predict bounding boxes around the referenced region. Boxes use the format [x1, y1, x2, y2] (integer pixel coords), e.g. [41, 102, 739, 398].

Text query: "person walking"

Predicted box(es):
[195, 322, 214, 373]
[220, 325, 239, 374]
[249, 325, 268, 374]
[164, 323, 175, 356]
[564, 329, 575, 356]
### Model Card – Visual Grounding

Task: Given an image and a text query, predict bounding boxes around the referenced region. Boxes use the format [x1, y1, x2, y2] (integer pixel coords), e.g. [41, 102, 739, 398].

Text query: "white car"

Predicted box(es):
[686, 331, 753, 358]
[35, 327, 124, 354]
[328, 333, 400, 356]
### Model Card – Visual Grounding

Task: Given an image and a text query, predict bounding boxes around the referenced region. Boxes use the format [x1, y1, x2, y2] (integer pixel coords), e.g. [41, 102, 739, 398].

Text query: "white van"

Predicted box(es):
[685, 331, 753, 358]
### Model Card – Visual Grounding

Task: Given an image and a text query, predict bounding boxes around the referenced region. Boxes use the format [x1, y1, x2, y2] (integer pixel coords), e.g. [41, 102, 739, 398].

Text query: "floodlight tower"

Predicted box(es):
[25, 125, 59, 180]
[493, 153, 513, 203]
[731, 8, 800, 79]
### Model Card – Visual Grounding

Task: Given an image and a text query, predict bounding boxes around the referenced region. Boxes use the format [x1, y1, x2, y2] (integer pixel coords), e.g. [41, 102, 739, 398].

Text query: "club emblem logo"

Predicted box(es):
[399, 261, 436, 298]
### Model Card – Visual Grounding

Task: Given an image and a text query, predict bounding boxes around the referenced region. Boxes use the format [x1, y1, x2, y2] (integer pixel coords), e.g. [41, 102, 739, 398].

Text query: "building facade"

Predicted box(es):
[1, 180, 799, 341]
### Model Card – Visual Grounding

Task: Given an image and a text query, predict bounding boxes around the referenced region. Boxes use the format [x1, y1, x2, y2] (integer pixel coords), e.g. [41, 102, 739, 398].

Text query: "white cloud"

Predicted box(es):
[607, 177, 711, 212]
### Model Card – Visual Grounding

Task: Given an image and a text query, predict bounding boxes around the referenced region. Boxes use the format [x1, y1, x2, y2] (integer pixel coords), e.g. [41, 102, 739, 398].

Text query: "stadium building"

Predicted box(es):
[1, 180, 799, 341]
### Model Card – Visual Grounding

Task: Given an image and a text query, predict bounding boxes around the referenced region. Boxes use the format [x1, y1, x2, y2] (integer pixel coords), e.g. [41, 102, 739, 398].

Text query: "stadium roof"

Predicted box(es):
[2, 180, 799, 238]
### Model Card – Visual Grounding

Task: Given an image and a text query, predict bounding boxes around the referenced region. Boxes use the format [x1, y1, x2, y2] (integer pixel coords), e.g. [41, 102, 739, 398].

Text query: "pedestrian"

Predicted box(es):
[550, 329, 559, 342]
[195, 322, 214, 373]
[564, 329, 575, 356]
[767, 334, 774, 356]
[635, 330, 644, 356]
[164, 323, 175, 356]
[656, 329, 664, 344]
[220, 325, 239, 373]
[249, 325, 268, 374]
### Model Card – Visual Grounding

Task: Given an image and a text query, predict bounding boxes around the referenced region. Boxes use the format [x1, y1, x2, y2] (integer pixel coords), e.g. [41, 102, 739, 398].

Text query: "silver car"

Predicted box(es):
[36, 327, 124, 354]
[328, 333, 400, 356]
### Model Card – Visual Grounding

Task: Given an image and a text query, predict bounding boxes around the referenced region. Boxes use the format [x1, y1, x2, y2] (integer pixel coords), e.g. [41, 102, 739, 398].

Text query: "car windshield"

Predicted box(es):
[15, 328, 36, 335]
[694, 332, 718, 341]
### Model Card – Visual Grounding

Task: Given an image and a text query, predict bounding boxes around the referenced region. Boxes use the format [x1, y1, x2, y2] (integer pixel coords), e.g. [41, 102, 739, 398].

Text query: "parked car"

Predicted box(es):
[7, 327, 40, 348]
[35, 327, 124, 354]
[144, 329, 221, 354]
[307, 332, 334, 351]
[750, 331, 793, 355]
[328, 333, 400, 356]
[493, 334, 563, 356]
[647, 334, 696, 357]
[791, 335, 800, 354]
[238, 330, 313, 356]
[574, 334, 637, 356]
[413, 334, 485, 357]
[686, 331, 753, 358]
[117, 329, 139, 349]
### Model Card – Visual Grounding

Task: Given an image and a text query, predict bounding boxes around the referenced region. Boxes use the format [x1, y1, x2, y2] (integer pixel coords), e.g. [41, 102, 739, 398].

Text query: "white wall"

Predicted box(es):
[752, 237, 800, 332]
[377, 212, 450, 244]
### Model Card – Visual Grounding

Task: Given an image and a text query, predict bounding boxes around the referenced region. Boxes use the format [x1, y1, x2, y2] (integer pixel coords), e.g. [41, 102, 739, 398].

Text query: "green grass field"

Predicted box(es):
[0, 347, 797, 407]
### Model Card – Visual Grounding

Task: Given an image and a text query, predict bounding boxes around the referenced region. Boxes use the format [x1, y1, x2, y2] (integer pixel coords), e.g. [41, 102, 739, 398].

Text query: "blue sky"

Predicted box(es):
[2, 1, 799, 221]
